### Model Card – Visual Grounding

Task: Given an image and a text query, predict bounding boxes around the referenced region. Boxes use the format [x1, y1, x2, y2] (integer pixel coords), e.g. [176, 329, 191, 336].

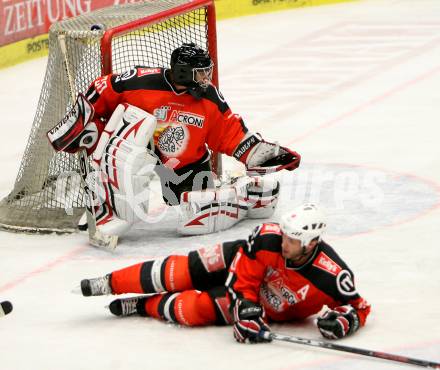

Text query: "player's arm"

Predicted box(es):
[84, 73, 124, 121]
[225, 225, 280, 343]
[204, 89, 248, 156]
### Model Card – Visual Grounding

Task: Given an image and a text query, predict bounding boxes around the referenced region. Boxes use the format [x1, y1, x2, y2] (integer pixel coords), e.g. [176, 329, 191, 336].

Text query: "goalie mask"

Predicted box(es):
[280, 203, 327, 247]
[170, 43, 214, 93]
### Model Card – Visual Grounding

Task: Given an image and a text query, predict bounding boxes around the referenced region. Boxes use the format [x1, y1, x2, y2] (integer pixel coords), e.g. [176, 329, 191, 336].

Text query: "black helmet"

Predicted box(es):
[170, 43, 213, 90]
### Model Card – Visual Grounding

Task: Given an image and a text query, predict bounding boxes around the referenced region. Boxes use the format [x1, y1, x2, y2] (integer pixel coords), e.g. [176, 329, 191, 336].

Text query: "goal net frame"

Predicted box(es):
[0, 0, 219, 234]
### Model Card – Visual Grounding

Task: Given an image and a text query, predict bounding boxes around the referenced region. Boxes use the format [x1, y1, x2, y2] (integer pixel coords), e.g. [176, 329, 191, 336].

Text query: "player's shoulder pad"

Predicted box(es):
[202, 84, 230, 114]
[314, 241, 358, 299]
[243, 223, 282, 259]
[111, 67, 167, 93]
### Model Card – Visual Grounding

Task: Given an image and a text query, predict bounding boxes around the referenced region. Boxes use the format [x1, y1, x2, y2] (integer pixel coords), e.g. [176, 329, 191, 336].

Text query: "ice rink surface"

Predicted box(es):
[1, 0, 440, 369]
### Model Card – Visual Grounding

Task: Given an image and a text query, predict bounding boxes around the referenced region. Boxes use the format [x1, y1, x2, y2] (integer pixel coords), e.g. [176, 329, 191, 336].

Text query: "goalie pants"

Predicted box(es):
[110, 239, 245, 326]
[155, 151, 214, 206]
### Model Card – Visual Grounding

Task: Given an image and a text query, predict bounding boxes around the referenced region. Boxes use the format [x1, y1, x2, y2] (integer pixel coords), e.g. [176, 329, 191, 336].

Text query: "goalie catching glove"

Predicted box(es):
[233, 299, 271, 344]
[233, 133, 301, 175]
[317, 305, 360, 339]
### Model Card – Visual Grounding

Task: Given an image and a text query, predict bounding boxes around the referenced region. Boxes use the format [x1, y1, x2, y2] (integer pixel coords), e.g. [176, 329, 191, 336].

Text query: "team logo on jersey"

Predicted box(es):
[153, 106, 171, 121]
[260, 267, 302, 312]
[313, 252, 342, 276]
[197, 244, 226, 273]
[259, 223, 281, 236]
[157, 124, 189, 157]
[137, 67, 161, 76]
[260, 283, 282, 311]
[336, 269, 358, 296]
[169, 110, 205, 128]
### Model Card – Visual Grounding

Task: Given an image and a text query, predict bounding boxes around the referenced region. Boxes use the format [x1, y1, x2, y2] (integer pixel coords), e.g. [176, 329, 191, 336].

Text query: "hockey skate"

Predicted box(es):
[81, 274, 113, 296]
[109, 296, 145, 316]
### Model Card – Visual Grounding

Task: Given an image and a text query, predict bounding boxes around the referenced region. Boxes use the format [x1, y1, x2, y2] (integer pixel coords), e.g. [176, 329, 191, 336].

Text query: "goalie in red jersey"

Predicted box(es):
[47, 42, 300, 237]
[79, 203, 371, 343]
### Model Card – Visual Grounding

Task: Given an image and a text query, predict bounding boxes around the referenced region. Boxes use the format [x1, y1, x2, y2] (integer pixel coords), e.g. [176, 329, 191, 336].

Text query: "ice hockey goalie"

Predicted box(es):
[47, 43, 301, 237]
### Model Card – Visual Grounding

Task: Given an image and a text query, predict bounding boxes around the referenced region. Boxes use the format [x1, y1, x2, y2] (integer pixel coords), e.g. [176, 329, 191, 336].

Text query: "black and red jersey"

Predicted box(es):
[85, 67, 248, 170]
[226, 223, 371, 325]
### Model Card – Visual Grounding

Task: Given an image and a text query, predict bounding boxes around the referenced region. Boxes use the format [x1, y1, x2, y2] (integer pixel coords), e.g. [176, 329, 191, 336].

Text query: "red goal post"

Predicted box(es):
[99, 0, 221, 174]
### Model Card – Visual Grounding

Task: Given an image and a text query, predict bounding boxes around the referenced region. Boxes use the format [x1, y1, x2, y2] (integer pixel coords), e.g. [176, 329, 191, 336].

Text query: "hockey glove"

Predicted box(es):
[233, 299, 271, 344]
[233, 133, 301, 175]
[317, 305, 360, 339]
[47, 93, 102, 155]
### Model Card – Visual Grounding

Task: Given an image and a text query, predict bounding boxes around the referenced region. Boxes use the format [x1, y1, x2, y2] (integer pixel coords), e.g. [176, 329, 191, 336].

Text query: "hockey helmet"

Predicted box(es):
[280, 203, 327, 247]
[170, 42, 213, 89]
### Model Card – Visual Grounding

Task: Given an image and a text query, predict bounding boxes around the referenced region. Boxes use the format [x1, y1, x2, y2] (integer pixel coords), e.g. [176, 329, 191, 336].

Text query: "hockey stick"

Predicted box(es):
[260, 331, 440, 369]
[0, 301, 13, 317]
[58, 34, 117, 250]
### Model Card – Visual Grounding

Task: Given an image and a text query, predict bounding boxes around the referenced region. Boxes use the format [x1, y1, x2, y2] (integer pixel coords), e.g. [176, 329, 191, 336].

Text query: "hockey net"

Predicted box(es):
[0, 0, 218, 233]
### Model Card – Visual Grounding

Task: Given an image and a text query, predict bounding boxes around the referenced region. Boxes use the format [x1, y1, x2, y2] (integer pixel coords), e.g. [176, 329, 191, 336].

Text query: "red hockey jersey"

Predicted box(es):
[227, 223, 371, 325]
[85, 67, 248, 170]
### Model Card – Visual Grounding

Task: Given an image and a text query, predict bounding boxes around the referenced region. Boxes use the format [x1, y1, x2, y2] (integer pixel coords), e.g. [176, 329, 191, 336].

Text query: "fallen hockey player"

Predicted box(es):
[79, 203, 371, 343]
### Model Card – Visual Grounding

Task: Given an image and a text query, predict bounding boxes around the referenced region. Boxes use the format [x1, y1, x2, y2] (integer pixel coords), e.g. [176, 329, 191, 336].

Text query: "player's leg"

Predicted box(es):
[80, 255, 192, 296]
[187, 239, 244, 291]
[109, 286, 232, 326]
[80, 239, 244, 297]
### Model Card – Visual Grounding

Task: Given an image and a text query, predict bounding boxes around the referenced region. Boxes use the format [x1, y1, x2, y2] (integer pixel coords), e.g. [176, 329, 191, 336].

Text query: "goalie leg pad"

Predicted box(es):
[246, 176, 280, 219]
[178, 184, 248, 235]
[177, 176, 280, 235]
[90, 104, 158, 236]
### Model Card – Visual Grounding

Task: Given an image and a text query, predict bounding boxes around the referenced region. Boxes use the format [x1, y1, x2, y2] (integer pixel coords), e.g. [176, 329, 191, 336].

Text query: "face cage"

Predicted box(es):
[192, 62, 214, 88]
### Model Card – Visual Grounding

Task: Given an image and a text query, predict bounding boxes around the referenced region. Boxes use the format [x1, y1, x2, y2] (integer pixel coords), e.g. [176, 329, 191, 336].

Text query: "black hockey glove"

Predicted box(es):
[317, 305, 360, 339]
[232, 299, 271, 344]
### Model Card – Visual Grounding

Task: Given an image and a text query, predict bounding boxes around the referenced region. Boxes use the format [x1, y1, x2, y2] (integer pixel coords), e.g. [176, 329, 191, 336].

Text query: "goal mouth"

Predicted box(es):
[0, 0, 219, 234]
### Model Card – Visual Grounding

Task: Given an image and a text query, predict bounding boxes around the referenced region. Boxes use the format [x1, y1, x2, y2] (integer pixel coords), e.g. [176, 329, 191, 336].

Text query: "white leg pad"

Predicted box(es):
[90, 104, 157, 236]
[177, 175, 280, 235]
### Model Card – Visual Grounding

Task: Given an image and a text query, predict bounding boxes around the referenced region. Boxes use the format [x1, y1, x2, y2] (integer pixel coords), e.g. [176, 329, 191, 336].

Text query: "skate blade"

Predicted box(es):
[71, 285, 82, 295]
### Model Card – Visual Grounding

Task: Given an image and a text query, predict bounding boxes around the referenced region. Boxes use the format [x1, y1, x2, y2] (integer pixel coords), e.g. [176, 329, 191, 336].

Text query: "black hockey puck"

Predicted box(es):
[0, 300, 13, 316]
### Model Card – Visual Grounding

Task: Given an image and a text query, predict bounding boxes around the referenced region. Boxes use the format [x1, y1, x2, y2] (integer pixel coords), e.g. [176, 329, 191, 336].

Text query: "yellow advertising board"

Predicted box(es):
[215, 0, 355, 19]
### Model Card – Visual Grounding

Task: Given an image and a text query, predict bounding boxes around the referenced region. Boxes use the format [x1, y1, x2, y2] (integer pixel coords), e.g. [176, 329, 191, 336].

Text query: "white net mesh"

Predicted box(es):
[0, 0, 216, 233]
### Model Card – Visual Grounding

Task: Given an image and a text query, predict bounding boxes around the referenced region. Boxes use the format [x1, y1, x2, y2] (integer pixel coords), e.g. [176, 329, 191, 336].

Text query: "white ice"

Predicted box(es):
[1, 0, 440, 369]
